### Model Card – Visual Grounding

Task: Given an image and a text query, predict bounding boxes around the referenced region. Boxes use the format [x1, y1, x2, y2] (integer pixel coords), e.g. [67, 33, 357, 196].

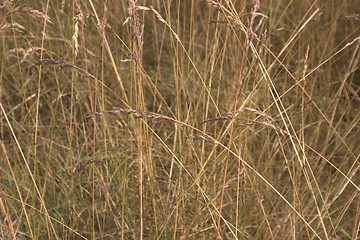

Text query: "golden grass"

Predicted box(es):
[0, 0, 359, 239]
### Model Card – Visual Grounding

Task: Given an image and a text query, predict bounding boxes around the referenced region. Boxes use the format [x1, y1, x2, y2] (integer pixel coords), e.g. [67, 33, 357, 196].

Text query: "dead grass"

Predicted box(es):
[0, 0, 359, 239]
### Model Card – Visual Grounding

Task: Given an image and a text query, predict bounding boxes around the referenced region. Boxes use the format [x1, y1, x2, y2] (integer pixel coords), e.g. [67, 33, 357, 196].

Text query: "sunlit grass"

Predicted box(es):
[0, 0, 359, 239]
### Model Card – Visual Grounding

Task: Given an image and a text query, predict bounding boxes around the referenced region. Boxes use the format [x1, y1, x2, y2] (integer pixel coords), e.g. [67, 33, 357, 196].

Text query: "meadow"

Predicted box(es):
[0, 0, 359, 239]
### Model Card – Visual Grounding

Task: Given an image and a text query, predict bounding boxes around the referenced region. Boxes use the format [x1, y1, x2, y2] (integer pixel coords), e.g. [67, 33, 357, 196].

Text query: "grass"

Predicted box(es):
[0, 0, 359, 239]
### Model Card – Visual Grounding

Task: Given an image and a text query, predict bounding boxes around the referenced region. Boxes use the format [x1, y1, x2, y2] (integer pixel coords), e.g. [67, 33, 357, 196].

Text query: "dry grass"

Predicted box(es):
[0, 0, 359, 239]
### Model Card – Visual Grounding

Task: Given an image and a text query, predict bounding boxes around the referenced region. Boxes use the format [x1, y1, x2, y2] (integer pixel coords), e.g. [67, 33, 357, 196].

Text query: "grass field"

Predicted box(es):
[1, 0, 359, 239]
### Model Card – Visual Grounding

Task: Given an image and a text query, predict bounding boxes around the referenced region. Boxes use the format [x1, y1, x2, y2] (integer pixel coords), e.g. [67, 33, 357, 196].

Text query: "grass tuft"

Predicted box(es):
[1, 0, 359, 239]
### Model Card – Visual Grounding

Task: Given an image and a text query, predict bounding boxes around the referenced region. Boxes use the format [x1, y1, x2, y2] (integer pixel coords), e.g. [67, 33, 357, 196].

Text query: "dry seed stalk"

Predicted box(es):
[72, 15, 80, 58]
[127, 0, 144, 65]
[8, 47, 45, 63]
[247, 0, 266, 45]
[29, 58, 74, 74]
[0, 0, 13, 8]
[87, 107, 187, 127]
[12, 5, 52, 23]
[72, 0, 84, 58]
[207, 0, 246, 34]
[1, 22, 25, 33]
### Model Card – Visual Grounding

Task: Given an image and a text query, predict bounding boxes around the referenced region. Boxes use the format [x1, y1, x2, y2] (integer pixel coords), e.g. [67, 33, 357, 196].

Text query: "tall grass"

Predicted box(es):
[0, 0, 359, 239]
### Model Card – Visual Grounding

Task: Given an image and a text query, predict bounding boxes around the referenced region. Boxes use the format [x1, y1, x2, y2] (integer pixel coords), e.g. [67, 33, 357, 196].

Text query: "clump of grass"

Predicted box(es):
[1, 0, 359, 239]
